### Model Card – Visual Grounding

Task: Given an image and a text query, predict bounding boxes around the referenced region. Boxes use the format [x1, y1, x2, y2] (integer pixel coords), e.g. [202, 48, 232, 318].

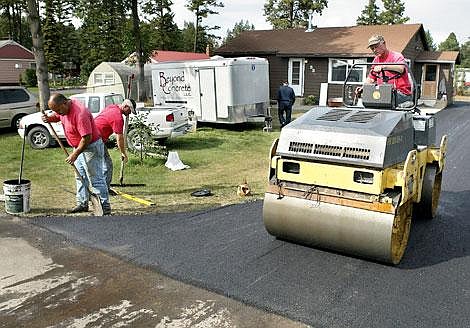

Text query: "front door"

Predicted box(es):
[288, 58, 304, 96]
[198, 68, 217, 122]
[422, 64, 439, 99]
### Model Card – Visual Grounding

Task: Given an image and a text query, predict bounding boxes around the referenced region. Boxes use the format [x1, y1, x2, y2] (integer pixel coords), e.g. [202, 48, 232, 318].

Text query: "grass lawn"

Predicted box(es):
[0, 123, 281, 216]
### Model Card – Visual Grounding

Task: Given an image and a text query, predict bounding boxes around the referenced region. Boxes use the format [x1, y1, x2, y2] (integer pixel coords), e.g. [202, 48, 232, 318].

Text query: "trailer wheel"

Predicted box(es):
[416, 164, 442, 220]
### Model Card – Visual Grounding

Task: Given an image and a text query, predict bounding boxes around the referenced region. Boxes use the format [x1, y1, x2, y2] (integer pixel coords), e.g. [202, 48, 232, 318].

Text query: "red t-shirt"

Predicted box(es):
[51, 99, 100, 147]
[369, 50, 412, 95]
[94, 104, 124, 142]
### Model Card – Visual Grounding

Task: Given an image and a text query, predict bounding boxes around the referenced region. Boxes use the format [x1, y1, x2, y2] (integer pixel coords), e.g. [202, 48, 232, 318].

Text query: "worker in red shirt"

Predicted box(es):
[44, 93, 110, 214]
[356, 35, 413, 107]
[94, 99, 136, 190]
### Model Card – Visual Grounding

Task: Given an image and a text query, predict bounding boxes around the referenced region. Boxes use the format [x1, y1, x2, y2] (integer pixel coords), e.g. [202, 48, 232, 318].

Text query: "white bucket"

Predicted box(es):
[3, 179, 31, 214]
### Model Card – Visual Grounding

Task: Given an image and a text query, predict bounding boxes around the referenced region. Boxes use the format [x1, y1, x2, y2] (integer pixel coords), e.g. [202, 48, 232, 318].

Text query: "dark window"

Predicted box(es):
[425, 65, 437, 81]
[292, 61, 300, 84]
[0, 88, 30, 104]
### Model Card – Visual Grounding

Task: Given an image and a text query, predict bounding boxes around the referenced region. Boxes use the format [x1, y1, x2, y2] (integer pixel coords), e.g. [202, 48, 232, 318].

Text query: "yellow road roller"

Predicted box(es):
[263, 64, 447, 264]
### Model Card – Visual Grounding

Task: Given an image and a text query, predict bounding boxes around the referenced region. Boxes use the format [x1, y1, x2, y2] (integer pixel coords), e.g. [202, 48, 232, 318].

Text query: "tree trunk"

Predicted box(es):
[193, 10, 199, 52]
[26, 0, 50, 110]
[131, 0, 145, 101]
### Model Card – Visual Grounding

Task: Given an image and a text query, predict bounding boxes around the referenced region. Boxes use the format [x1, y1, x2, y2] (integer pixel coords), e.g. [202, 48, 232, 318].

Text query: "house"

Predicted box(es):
[215, 24, 460, 105]
[89, 51, 210, 101]
[0, 40, 35, 85]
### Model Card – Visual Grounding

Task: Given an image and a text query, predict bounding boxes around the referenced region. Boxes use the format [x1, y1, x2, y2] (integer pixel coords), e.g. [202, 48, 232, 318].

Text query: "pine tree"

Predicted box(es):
[425, 30, 436, 51]
[185, 0, 224, 52]
[223, 20, 254, 45]
[379, 0, 409, 25]
[438, 32, 460, 51]
[356, 0, 380, 25]
[263, 0, 328, 29]
[141, 0, 180, 51]
[460, 41, 470, 68]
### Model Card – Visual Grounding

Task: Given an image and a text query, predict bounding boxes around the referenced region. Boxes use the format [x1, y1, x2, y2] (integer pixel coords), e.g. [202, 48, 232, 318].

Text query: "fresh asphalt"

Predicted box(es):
[31, 101, 470, 328]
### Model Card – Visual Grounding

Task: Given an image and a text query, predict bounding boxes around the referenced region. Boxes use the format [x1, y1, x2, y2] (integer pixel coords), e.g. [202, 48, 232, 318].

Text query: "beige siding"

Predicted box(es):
[0, 59, 35, 85]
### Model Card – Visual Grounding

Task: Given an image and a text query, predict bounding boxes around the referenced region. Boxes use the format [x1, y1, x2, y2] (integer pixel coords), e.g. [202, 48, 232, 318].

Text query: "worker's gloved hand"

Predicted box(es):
[355, 86, 363, 97]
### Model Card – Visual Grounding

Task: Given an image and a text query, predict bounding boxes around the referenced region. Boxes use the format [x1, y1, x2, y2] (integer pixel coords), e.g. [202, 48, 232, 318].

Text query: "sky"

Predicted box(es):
[171, 0, 469, 45]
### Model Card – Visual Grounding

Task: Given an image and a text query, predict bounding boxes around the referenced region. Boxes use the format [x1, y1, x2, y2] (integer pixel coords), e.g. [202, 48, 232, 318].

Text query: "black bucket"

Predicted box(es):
[3, 179, 31, 214]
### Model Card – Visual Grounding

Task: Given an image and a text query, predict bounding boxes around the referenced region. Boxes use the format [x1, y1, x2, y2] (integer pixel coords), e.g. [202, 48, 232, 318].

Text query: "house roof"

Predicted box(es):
[150, 50, 209, 62]
[415, 51, 461, 64]
[216, 24, 425, 57]
[0, 39, 34, 59]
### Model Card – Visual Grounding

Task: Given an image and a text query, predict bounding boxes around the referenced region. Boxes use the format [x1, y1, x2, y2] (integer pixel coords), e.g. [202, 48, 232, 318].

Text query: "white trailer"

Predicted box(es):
[151, 57, 269, 123]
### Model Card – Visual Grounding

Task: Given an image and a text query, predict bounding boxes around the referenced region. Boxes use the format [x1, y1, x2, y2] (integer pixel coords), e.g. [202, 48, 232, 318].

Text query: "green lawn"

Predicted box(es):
[0, 124, 280, 216]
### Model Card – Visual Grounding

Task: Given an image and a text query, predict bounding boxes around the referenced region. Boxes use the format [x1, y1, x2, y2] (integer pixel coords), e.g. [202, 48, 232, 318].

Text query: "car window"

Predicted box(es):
[88, 97, 101, 113]
[104, 94, 124, 107]
[0, 89, 30, 105]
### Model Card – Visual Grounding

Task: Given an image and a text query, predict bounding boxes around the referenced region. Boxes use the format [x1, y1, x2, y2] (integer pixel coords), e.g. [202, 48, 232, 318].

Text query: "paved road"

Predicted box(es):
[3, 101, 470, 327]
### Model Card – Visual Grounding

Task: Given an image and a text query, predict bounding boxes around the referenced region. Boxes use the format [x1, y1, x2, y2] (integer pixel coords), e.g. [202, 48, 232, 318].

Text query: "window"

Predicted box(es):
[328, 58, 367, 83]
[88, 96, 101, 113]
[0, 88, 30, 104]
[94, 73, 115, 85]
[425, 65, 437, 81]
[105, 94, 124, 107]
[291, 61, 300, 84]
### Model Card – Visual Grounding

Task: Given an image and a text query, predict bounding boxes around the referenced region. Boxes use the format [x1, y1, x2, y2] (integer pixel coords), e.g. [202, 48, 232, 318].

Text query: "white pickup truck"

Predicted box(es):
[18, 92, 189, 149]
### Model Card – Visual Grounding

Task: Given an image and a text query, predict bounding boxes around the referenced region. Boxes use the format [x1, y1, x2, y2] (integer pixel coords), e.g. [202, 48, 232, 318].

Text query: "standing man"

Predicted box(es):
[43, 93, 110, 214]
[360, 34, 412, 106]
[94, 98, 136, 190]
[277, 81, 295, 127]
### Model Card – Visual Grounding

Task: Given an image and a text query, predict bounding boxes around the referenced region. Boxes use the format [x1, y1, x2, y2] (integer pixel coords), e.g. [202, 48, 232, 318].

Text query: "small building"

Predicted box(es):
[0, 40, 35, 85]
[215, 23, 460, 105]
[86, 62, 152, 100]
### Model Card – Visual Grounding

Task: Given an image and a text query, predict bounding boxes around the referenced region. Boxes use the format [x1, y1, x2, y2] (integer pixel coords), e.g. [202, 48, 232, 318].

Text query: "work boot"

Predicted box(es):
[102, 204, 112, 216]
[68, 204, 89, 213]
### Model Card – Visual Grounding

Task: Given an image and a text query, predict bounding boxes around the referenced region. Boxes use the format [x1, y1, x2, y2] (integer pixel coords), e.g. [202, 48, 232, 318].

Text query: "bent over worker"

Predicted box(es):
[94, 98, 137, 190]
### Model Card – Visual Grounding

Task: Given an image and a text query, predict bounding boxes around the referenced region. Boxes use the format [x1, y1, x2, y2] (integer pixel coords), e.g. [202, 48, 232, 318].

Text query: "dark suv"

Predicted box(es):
[0, 86, 38, 129]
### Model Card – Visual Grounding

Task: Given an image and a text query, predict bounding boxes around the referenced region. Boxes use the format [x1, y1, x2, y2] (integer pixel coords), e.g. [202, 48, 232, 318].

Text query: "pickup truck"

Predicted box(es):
[18, 92, 189, 149]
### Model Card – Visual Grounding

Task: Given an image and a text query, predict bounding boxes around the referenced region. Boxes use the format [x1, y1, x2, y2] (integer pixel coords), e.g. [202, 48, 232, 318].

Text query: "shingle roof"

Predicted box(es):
[415, 51, 461, 63]
[216, 24, 424, 57]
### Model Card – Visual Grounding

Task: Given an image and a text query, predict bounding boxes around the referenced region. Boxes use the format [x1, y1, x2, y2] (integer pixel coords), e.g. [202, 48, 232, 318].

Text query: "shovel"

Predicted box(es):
[41, 108, 103, 216]
[118, 74, 135, 186]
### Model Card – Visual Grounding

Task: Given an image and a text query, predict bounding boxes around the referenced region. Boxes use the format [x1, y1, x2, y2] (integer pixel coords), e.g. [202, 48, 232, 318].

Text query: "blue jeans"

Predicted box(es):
[103, 147, 113, 190]
[74, 139, 110, 210]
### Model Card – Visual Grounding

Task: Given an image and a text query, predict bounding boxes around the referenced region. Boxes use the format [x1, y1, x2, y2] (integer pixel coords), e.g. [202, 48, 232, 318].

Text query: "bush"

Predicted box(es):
[303, 95, 317, 106]
[20, 69, 37, 87]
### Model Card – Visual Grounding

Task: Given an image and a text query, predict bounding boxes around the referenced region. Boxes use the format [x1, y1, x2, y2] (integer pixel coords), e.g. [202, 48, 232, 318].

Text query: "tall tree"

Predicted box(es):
[185, 0, 224, 52]
[438, 32, 460, 51]
[356, 0, 380, 25]
[141, 0, 180, 51]
[77, 0, 127, 79]
[263, 0, 328, 29]
[379, 0, 409, 25]
[42, 0, 62, 76]
[425, 30, 436, 51]
[25, 0, 49, 110]
[460, 40, 470, 68]
[0, 0, 31, 46]
[130, 0, 145, 101]
[223, 19, 254, 45]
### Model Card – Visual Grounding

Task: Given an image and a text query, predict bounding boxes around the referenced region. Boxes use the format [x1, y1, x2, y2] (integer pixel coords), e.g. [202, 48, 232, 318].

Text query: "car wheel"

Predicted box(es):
[28, 126, 53, 149]
[127, 128, 151, 152]
[12, 115, 25, 130]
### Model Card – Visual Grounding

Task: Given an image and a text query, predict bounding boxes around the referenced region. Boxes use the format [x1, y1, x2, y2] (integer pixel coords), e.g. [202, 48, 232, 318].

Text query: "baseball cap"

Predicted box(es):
[367, 34, 384, 48]
[123, 98, 137, 114]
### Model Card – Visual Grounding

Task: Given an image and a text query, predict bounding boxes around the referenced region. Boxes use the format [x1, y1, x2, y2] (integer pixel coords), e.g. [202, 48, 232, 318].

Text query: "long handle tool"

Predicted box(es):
[41, 109, 103, 216]
[119, 73, 135, 186]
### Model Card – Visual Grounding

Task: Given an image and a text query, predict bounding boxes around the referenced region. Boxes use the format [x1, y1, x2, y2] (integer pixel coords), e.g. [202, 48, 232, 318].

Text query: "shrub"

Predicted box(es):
[20, 69, 37, 87]
[303, 95, 317, 106]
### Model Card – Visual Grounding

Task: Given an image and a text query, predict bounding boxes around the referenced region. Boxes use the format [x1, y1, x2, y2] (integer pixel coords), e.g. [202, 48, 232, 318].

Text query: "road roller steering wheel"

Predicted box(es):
[370, 67, 403, 83]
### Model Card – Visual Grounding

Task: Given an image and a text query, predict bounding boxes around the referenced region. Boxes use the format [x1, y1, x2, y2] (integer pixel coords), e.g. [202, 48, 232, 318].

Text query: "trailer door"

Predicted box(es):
[198, 68, 217, 121]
